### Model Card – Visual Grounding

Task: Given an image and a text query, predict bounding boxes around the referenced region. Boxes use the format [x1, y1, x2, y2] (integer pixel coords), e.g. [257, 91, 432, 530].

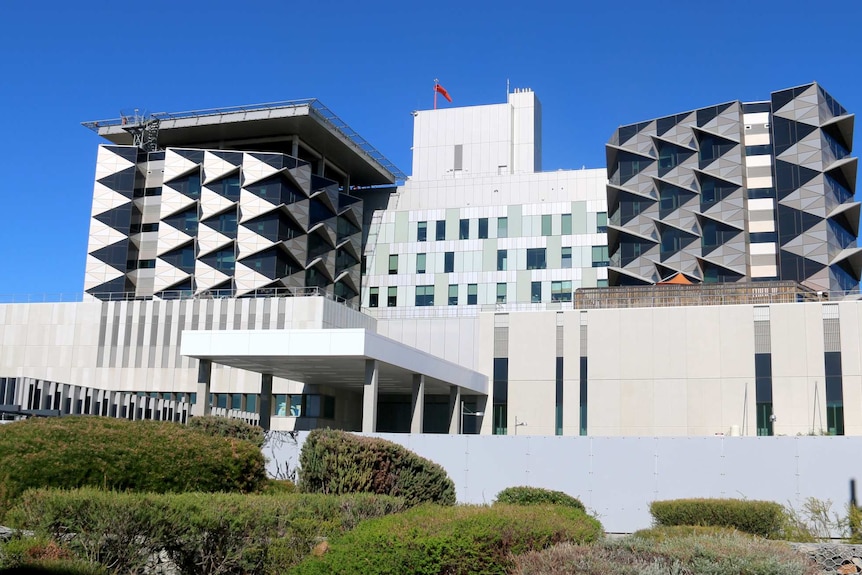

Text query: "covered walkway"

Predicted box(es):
[181, 328, 488, 432]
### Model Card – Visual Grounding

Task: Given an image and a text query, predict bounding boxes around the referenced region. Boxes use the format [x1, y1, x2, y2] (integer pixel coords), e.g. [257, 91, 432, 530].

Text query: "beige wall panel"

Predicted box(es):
[587, 309, 621, 381]
[653, 378, 688, 434]
[653, 308, 688, 379]
[619, 380, 654, 433]
[619, 308, 654, 379]
[718, 306, 755, 379]
[685, 307, 722, 379]
[686, 378, 724, 435]
[508, 312, 555, 382]
[589, 379, 620, 435]
[508, 379, 555, 435]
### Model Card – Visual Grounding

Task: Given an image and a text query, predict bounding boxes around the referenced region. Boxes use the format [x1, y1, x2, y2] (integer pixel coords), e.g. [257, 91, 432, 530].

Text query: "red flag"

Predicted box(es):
[434, 84, 452, 102]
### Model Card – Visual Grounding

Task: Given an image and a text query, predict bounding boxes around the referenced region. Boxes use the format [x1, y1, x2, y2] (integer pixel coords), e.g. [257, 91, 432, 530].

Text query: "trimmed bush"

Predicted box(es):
[495, 486, 585, 511]
[187, 415, 265, 448]
[7, 488, 405, 575]
[650, 498, 785, 538]
[632, 525, 743, 541]
[0, 416, 267, 520]
[299, 428, 455, 506]
[292, 503, 604, 575]
[512, 531, 818, 575]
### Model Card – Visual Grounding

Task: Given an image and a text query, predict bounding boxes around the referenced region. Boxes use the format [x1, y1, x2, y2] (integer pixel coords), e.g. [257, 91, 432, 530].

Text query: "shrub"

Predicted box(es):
[650, 498, 785, 538]
[292, 503, 603, 575]
[495, 486, 585, 511]
[0, 416, 267, 521]
[298, 428, 455, 506]
[512, 531, 818, 575]
[260, 479, 297, 495]
[632, 525, 742, 541]
[7, 488, 405, 575]
[187, 415, 265, 448]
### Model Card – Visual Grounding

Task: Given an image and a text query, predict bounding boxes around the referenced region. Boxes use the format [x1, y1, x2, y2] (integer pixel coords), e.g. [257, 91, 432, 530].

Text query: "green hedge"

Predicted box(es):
[187, 415, 265, 447]
[649, 498, 785, 538]
[292, 503, 604, 575]
[299, 429, 456, 506]
[7, 488, 405, 575]
[495, 486, 585, 511]
[0, 416, 267, 519]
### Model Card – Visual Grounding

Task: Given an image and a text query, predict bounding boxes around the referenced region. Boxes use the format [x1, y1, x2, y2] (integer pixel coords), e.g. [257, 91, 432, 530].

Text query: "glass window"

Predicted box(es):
[459, 218, 469, 240]
[417, 253, 426, 274]
[417, 221, 427, 242]
[531, 281, 542, 303]
[289, 395, 303, 417]
[561, 214, 572, 235]
[387, 286, 397, 307]
[231, 393, 242, 410]
[596, 212, 608, 233]
[467, 284, 478, 305]
[496, 283, 507, 304]
[448, 284, 458, 306]
[436, 220, 446, 241]
[369, 287, 379, 308]
[551, 280, 573, 302]
[415, 285, 434, 306]
[444, 251, 454, 273]
[497, 217, 508, 238]
[541, 215, 552, 236]
[497, 249, 508, 271]
[274, 394, 288, 416]
[526, 248, 546, 270]
[591, 246, 609, 267]
[388, 254, 398, 275]
[597, 279, 609, 287]
[478, 218, 489, 239]
[562, 247, 572, 269]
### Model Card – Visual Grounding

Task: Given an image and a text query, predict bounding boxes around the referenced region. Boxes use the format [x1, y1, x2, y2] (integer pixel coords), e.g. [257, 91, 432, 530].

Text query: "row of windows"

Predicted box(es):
[368, 280, 608, 307]
[387, 246, 608, 274]
[415, 213, 607, 241]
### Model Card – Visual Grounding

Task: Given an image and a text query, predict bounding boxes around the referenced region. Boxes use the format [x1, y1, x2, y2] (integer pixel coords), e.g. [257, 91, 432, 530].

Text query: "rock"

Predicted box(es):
[0, 526, 13, 542]
[311, 541, 329, 557]
[838, 562, 859, 574]
[853, 557, 862, 568]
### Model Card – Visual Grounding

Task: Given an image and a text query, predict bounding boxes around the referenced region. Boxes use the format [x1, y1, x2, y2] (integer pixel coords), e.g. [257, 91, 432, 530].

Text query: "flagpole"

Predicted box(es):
[434, 78, 438, 110]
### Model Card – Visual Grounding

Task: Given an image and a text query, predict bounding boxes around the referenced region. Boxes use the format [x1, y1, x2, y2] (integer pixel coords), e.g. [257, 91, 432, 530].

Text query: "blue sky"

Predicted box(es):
[1, 0, 861, 297]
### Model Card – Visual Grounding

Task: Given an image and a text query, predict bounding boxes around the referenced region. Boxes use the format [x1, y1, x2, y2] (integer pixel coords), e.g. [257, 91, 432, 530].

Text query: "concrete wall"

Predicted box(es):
[264, 432, 862, 534]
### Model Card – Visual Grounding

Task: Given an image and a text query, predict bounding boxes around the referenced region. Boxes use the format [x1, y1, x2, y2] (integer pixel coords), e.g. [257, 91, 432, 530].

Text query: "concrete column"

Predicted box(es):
[448, 385, 461, 434]
[362, 359, 379, 433]
[411, 374, 425, 434]
[291, 138, 300, 158]
[259, 374, 273, 431]
[194, 359, 212, 416]
[317, 157, 326, 177]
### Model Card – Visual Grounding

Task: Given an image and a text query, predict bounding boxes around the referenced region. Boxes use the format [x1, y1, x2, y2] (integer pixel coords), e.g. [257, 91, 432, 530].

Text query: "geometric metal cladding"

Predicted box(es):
[606, 83, 860, 293]
[86, 146, 364, 305]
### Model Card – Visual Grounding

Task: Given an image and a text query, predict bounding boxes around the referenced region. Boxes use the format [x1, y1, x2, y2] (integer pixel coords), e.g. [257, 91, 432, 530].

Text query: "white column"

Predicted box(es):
[194, 359, 212, 416]
[362, 359, 379, 433]
[448, 385, 461, 434]
[411, 374, 425, 434]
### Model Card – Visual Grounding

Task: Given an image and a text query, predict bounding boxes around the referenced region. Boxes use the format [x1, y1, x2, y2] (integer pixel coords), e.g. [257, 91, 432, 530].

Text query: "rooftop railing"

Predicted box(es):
[0, 286, 360, 310]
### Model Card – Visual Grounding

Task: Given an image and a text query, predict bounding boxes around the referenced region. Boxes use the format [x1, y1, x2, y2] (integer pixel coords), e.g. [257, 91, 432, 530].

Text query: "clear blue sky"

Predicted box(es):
[2, 0, 861, 297]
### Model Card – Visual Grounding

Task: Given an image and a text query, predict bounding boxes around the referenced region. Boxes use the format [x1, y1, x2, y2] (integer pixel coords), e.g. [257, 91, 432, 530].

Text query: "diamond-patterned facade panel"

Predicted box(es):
[607, 84, 858, 291]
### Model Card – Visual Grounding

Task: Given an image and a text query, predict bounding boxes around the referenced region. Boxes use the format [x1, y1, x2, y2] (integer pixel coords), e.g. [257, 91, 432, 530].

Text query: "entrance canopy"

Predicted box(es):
[181, 328, 487, 396]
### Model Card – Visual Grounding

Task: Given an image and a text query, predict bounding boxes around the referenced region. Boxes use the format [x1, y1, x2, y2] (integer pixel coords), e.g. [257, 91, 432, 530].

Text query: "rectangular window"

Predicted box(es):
[597, 279, 609, 287]
[555, 357, 563, 436]
[591, 246, 609, 267]
[541, 214, 552, 236]
[497, 217, 508, 238]
[526, 248, 546, 270]
[579, 357, 588, 436]
[415, 285, 434, 306]
[416, 253, 427, 274]
[444, 251, 455, 273]
[825, 351, 844, 435]
[531, 281, 542, 303]
[459, 218, 469, 239]
[388, 254, 398, 275]
[387, 286, 397, 307]
[561, 213, 572, 235]
[369, 287, 379, 308]
[493, 358, 508, 435]
[562, 247, 572, 269]
[552, 280, 573, 302]
[596, 212, 608, 233]
[467, 284, 478, 305]
[436, 220, 446, 241]
[478, 218, 489, 239]
[497, 249, 508, 271]
[417, 221, 427, 242]
[448, 284, 458, 305]
[454, 144, 463, 171]
[755, 353, 773, 436]
[496, 283, 507, 304]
